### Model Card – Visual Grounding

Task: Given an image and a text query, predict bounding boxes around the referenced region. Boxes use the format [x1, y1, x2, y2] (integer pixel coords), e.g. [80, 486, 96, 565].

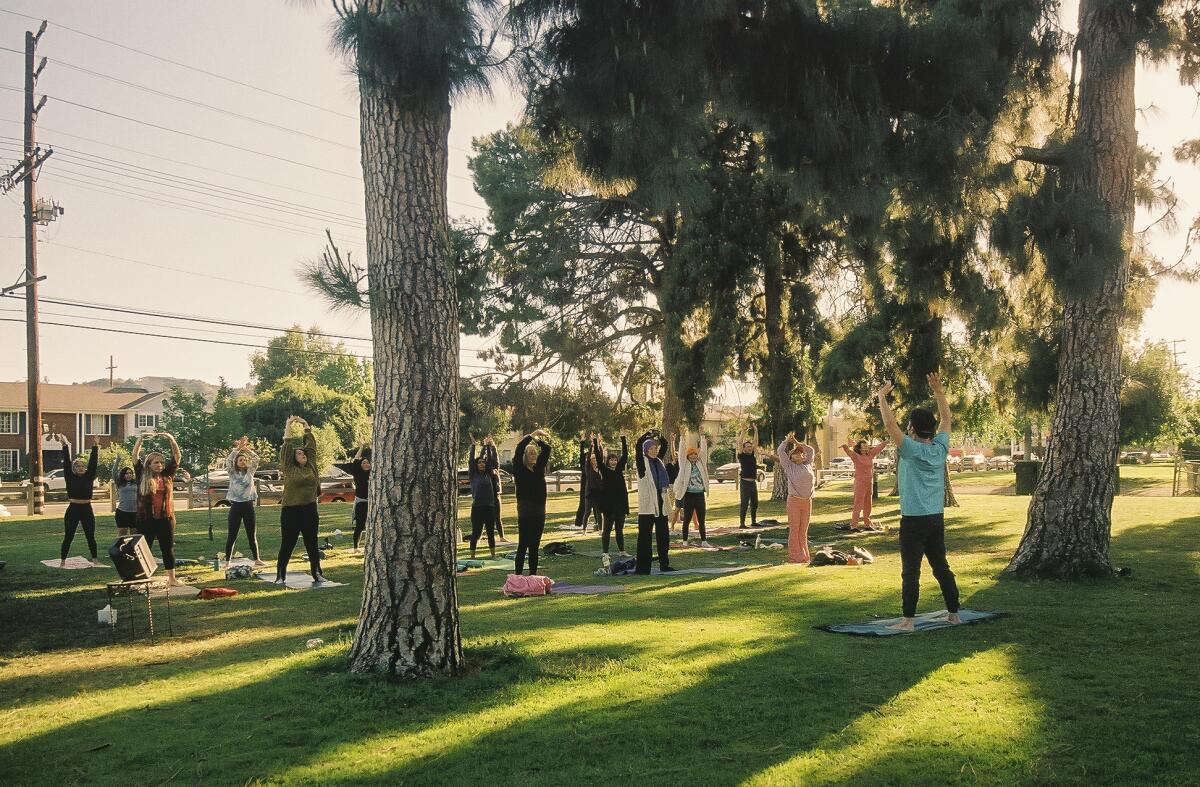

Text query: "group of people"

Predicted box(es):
[59, 415, 378, 589]
[56, 372, 961, 623]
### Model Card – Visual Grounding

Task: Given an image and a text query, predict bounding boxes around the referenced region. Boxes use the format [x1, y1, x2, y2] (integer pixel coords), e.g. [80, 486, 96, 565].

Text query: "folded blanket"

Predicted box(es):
[502, 574, 554, 597]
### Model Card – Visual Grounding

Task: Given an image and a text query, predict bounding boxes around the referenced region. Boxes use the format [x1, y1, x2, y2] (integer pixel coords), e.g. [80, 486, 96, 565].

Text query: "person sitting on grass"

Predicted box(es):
[877, 374, 961, 632]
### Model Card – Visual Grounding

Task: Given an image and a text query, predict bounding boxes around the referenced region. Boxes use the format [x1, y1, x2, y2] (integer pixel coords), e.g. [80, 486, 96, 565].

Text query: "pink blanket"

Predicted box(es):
[502, 574, 554, 597]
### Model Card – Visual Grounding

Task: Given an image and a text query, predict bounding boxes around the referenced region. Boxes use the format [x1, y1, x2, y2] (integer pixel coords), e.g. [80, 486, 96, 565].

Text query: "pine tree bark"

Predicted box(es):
[763, 248, 791, 501]
[1006, 0, 1135, 579]
[347, 62, 463, 674]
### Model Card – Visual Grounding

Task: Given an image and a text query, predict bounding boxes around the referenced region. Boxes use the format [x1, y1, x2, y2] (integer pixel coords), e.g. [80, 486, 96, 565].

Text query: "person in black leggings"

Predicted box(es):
[468, 437, 499, 560]
[277, 417, 326, 585]
[599, 434, 629, 556]
[133, 431, 184, 586]
[335, 445, 371, 553]
[584, 432, 607, 533]
[57, 435, 102, 567]
[573, 433, 591, 530]
[224, 437, 264, 565]
[635, 430, 674, 574]
[512, 430, 551, 575]
[735, 424, 765, 528]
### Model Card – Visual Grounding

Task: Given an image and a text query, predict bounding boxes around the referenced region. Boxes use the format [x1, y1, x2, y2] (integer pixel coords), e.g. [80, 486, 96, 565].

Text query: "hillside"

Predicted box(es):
[74, 376, 254, 402]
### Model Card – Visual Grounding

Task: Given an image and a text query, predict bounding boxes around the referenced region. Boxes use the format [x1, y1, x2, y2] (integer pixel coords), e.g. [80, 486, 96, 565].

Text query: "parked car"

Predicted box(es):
[542, 468, 583, 493]
[713, 462, 766, 483]
[1151, 452, 1172, 461]
[946, 454, 962, 470]
[173, 470, 192, 492]
[1120, 451, 1150, 465]
[21, 469, 67, 492]
[873, 456, 895, 472]
[455, 467, 516, 496]
[961, 454, 988, 472]
[825, 456, 855, 479]
[319, 475, 356, 503]
[987, 454, 1014, 471]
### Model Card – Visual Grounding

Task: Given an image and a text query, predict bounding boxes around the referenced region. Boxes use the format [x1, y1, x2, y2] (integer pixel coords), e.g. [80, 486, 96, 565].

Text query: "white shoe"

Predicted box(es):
[700, 541, 713, 549]
[618, 551, 630, 558]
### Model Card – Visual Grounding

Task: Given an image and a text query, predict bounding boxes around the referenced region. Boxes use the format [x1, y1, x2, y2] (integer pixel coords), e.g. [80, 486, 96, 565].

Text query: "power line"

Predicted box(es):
[0, 292, 503, 357]
[0, 84, 363, 182]
[0, 140, 369, 227]
[39, 242, 309, 296]
[0, 7, 360, 122]
[0, 120, 362, 207]
[0, 8, 479, 156]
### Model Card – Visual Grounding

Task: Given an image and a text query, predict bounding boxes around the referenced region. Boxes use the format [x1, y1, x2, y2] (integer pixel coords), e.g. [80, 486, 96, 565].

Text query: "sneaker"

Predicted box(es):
[312, 575, 325, 587]
[700, 541, 713, 549]
[618, 551, 630, 558]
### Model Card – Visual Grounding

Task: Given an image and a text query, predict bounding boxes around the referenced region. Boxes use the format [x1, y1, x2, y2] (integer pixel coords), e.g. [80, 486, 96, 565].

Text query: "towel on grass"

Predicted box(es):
[255, 572, 345, 590]
[502, 574, 553, 596]
[551, 583, 628, 595]
[817, 608, 1009, 637]
[41, 557, 105, 570]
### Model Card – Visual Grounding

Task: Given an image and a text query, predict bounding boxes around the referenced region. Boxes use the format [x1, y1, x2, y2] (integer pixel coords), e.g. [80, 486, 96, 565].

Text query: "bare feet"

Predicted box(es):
[90, 559, 106, 568]
[947, 613, 962, 624]
[59, 559, 66, 568]
[888, 617, 916, 632]
[253, 559, 267, 567]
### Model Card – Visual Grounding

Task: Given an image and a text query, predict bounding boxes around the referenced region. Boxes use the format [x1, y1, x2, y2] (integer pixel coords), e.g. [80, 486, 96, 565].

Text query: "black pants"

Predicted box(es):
[739, 479, 759, 526]
[636, 513, 670, 574]
[278, 503, 321, 580]
[225, 501, 259, 560]
[139, 516, 176, 569]
[470, 501, 496, 553]
[493, 496, 505, 540]
[61, 503, 97, 560]
[352, 500, 368, 549]
[899, 513, 960, 618]
[602, 507, 626, 554]
[574, 487, 588, 529]
[681, 491, 707, 541]
[515, 502, 546, 575]
[586, 498, 605, 532]
[114, 509, 137, 531]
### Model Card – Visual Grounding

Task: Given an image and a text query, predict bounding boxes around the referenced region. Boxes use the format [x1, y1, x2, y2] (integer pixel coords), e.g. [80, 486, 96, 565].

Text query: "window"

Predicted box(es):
[0, 412, 17, 434]
[136, 413, 158, 429]
[84, 414, 112, 436]
[0, 449, 18, 472]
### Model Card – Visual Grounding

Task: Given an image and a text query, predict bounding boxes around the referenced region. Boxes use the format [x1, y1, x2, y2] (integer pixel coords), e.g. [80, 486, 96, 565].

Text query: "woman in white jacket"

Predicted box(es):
[634, 430, 675, 574]
[673, 429, 712, 548]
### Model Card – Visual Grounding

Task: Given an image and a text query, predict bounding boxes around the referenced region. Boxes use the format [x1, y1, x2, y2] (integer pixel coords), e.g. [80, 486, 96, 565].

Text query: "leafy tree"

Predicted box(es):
[1120, 343, 1189, 449]
[238, 376, 370, 457]
[96, 443, 132, 484]
[160, 387, 216, 474]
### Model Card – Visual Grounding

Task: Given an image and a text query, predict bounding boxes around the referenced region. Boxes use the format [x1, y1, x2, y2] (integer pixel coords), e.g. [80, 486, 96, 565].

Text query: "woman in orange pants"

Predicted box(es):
[843, 440, 887, 530]
[777, 433, 816, 563]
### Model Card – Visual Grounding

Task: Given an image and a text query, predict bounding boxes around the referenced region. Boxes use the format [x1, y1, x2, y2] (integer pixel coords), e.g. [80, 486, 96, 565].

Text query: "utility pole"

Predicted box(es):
[107, 356, 117, 388]
[24, 22, 48, 515]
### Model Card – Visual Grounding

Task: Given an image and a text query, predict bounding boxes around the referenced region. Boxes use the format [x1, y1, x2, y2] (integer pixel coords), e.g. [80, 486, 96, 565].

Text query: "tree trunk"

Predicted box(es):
[1006, 0, 1135, 579]
[944, 463, 959, 508]
[763, 247, 791, 501]
[347, 69, 463, 675]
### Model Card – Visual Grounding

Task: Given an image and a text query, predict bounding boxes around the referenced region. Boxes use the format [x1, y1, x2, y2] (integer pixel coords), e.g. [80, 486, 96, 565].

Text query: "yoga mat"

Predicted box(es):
[456, 558, 516, 572]
[817, 608, 1009, 637]
[41, 557, 105, 570]
[551, 583, 629, 595]
[149, 583, 202, 599]
[649, 566, 748, 576]
[255, 572, 345, 590]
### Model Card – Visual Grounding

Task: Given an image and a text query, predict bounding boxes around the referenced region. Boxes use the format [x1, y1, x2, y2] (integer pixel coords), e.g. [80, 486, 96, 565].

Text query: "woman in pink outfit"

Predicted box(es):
[777, 433, 816, 563]
[842, 439, 887, 530]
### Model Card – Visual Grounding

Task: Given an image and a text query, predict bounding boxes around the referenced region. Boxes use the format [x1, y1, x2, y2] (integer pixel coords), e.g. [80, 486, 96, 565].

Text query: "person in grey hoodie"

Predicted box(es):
[224, 436, 264, 566]
[113, 457, 139, 537]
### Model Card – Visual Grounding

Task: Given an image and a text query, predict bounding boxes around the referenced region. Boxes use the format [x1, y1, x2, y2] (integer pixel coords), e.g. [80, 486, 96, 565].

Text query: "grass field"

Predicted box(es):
[1, 484, 1198, 785]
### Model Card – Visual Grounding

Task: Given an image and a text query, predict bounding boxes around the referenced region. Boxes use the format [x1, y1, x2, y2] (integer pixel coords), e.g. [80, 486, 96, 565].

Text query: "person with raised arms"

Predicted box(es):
[511, 429, 552, 575]
[224, 436, 264, 566]
[133, 431, 184, 585]
[777, 432, 816, 564]
[57, 434, 102, 567]
[734, 424, 767, 529]
[877, 374, 961, 632]
[673, 428, 712, 548]
[276, 416, 327, 586]
[634, 430, 675, 574]
[334, 444, 371, 553]
[842, 438, 888, 531]
[598, 433, 630, 557]
[467, 435, 499, 560]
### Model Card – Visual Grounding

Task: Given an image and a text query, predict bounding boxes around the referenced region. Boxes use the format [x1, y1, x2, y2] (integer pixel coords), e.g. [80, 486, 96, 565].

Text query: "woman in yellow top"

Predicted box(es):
[275, 416, 326, 586]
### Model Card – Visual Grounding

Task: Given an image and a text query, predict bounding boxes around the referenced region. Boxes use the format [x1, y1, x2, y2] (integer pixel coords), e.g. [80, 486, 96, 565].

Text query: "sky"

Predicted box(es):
[0, 1, 1198, 404]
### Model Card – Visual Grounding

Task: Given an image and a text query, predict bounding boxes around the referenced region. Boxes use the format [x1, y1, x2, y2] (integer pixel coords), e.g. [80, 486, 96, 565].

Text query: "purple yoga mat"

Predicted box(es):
[551, 583, 628, 595]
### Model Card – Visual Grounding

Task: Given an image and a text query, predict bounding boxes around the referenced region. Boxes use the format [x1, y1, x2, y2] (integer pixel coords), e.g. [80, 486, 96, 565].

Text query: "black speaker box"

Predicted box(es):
[108, 534, 158, 581]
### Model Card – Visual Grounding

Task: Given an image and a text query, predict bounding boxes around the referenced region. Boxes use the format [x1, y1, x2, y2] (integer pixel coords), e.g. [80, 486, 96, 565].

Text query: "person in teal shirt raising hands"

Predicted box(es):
[877, 373, 961, 632]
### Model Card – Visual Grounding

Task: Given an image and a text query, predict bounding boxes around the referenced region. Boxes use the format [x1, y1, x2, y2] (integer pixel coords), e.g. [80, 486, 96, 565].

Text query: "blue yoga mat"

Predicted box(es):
[818, 608, 1008, 636]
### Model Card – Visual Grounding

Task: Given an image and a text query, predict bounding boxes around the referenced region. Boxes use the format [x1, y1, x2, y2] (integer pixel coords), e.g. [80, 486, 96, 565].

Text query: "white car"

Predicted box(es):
[873, 456, 895, 472]
[946, 454, 962, 470]
[987, 455, 1015, 470]
[826, 457, 855, 478]
[21, 469, 66, 492]
[961, 454, 989, 471]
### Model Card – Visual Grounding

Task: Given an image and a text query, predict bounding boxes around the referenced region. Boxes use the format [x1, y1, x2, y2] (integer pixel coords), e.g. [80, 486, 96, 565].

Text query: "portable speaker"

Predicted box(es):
[108, 535, 158, 581]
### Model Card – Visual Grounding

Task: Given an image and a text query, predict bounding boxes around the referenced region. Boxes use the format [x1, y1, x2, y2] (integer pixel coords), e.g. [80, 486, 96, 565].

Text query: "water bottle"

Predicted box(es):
[755, 534, 762, 549]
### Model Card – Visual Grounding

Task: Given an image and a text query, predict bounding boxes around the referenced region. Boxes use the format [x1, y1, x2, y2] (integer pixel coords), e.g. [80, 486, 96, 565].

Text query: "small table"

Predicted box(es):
[105, 578, 174, 642]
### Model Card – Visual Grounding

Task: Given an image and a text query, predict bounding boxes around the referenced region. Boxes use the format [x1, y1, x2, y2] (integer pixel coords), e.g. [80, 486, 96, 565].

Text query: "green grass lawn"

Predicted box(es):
[1, 486, 1198, 785]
